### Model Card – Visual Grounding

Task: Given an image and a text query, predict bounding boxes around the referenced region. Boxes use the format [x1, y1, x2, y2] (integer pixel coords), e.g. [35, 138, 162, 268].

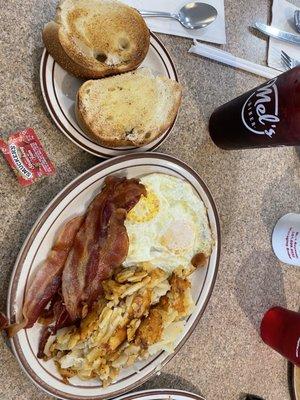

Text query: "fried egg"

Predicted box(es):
[124, 173, 213, 274]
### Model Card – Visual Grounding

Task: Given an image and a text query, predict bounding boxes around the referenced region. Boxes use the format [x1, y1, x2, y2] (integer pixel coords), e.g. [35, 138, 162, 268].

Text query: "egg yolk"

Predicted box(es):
[127, 191, 160, 223]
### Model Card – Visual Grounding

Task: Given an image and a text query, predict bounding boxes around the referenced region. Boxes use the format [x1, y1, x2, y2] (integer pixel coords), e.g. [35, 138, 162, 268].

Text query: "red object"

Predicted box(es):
[209, 66, 300, 149]
[260, 306, 300, 366]
[0, 128, 55, 186]
[0, 312, 8, 330]
[62, 176, 146, 321]
[6, 216, 83, 338]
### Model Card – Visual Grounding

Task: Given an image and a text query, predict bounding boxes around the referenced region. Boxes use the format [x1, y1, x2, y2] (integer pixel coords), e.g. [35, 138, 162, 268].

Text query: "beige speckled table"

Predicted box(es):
[1, 1, 300, 399]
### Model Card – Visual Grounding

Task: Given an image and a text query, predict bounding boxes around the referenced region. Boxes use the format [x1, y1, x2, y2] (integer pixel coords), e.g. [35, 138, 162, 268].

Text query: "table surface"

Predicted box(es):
[1, 1, 300, 399]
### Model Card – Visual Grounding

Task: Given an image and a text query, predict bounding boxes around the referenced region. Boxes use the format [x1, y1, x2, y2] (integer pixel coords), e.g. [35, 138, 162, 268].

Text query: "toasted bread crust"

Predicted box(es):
[75, 71, 182, 148]
[43, 0, 150, 79]
[43, 22, 104, 79]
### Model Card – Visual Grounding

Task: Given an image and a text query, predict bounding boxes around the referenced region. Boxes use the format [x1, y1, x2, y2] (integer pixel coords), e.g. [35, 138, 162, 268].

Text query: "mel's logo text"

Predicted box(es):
[241, 78, 280, 138]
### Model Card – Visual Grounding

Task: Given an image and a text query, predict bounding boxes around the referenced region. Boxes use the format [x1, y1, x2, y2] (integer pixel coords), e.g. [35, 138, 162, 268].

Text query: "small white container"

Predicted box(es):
[272, 213, 300, 267]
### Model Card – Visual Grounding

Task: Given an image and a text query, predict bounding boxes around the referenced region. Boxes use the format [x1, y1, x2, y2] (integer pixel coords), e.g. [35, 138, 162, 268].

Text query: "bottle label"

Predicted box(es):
[241, 78, 280, 138]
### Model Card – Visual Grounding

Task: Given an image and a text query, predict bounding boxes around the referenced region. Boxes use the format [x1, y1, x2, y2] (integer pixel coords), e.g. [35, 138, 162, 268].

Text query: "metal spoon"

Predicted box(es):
[140, 2, 218, 30]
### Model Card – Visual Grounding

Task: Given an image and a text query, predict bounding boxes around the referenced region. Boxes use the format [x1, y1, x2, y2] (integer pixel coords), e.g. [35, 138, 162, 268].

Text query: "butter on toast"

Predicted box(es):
[75, 68, 182, 147]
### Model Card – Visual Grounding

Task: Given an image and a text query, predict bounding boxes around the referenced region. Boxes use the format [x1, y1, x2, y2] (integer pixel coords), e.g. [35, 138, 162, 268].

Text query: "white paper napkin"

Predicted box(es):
[121, 0, 226, 44]
[268, 0, 300, 71]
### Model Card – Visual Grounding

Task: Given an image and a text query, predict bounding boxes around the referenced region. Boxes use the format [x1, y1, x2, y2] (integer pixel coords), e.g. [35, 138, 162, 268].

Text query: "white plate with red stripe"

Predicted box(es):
[40, 33, 179, 159]
[7, 153, 220, 400]
[115, 389, 206, 400]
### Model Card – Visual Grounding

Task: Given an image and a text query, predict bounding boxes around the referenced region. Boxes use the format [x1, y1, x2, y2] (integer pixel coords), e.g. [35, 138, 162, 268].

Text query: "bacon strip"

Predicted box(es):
[0, 313, 8, 330]
[52, 297, 73, 333]
[62, 177, 146, 320]
[37, 294, 75, 359]
[84, 207, 129, 307]
[62, 178, 119, 321]
[111, 178, 148, 211]
[6, 175, 146, 350]
[37, 327, 51, 359]
[37, 296, 74, 359]
[8, 216, 83, 337]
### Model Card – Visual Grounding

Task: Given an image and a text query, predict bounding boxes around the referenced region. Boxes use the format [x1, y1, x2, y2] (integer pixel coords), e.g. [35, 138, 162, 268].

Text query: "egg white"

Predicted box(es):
[124, 173, 213, 274]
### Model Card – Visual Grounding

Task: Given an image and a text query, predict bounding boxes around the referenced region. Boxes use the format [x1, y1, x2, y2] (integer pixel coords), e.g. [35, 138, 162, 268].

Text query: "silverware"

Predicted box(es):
[140, 2, 218, 30]
[254, 22, 300, 45]
[294, 10, 300, 33]
[281, 50, 300, 69]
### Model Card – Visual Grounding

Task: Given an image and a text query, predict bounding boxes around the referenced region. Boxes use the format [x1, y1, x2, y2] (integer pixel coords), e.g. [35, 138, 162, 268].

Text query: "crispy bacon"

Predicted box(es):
[37, 296, 75, 359]
[7, 216, 83, 337]
[37, 295, 74, 359]
[5, 175, 146, 362]
[62, 177, 146, 320]
[84, 208, 129, 307]
[38, 292, 61, 326]
[0, 313, 8, 330]
[52, 297, 73, 333]
[37, 327, 51, 359]
[62, 178, 118, 321]
[111, 177, 148, 211]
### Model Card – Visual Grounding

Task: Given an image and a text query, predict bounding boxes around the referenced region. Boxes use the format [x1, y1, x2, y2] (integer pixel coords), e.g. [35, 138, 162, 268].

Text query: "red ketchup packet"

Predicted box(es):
[0, 128, 55, 186]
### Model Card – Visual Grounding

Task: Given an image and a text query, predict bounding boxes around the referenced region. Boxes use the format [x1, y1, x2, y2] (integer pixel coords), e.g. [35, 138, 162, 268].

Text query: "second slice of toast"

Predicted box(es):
[76, 68, 182, 147]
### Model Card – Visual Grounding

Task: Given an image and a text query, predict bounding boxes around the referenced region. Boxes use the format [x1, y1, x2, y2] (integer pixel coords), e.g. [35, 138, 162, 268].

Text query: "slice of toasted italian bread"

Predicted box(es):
[43, 0, 150, 79]
[76, 68, 182, 147]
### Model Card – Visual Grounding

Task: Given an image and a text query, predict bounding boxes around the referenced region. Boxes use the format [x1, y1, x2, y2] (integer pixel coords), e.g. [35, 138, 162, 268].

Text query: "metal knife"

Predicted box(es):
[254, 22, 300, 45]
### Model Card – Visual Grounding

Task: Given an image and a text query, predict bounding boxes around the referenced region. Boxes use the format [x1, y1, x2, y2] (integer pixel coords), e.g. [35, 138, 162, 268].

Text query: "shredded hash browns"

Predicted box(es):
[49, 265, 194, 386]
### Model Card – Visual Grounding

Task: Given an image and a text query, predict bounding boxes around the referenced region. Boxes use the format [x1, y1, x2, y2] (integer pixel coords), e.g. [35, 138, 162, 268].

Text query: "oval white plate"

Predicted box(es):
[8, 153, 220, 400]
[116, 389, 206, 400]
[40, 33, 179, 158]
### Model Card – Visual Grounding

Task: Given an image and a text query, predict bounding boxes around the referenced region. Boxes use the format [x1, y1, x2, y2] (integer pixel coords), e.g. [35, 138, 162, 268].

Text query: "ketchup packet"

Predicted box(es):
[0, 128, 55, 186]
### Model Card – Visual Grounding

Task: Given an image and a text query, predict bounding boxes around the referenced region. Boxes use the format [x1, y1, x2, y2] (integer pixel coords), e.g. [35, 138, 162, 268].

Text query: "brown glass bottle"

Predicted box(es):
[209, 67, 300, 149]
